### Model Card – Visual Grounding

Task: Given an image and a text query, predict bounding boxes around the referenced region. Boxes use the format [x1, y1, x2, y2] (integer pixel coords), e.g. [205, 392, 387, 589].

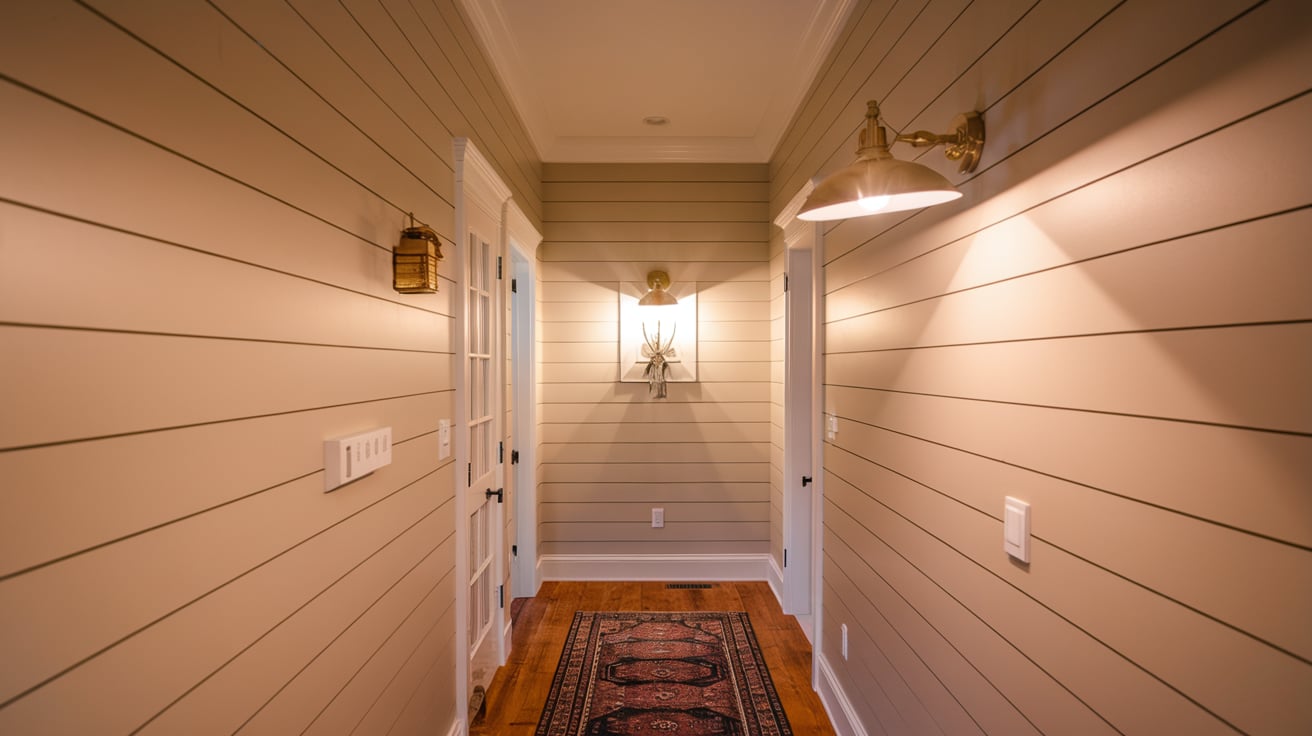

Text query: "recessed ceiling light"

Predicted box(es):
[643, 116, 669, 126]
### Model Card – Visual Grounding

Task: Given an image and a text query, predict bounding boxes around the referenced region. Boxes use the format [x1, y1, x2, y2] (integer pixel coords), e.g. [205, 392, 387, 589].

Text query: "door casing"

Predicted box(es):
[453, 139, 513, 724]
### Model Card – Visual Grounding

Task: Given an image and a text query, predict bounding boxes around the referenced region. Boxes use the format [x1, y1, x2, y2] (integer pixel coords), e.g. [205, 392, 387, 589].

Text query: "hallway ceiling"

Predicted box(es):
[457, 0, 856, 163]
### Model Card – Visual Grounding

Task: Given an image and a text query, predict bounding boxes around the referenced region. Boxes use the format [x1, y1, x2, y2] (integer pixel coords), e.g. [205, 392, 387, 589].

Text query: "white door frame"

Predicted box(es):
[505, 203, 542, 600]
[808, 212, 825, 691]
[774, 182, 825, 686]
[453, 139, 512, 725]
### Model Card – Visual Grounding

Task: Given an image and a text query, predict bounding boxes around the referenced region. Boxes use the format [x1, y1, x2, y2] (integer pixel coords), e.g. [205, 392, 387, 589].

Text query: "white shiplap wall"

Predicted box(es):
[771, 0, 1312, 734]
[538, 164, 773, 560]
[0, 1, 538, 733]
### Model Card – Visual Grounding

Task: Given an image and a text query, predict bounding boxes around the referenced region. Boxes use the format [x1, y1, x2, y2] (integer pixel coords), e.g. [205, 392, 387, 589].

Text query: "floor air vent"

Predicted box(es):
[666, 583, 713, 590]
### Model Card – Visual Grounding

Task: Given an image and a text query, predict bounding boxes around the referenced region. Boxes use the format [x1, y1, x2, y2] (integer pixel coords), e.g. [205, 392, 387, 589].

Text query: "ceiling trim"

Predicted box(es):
[457, 0, 857, 164]
[458, 0, 547, 159]
[752, 0, 858, 161]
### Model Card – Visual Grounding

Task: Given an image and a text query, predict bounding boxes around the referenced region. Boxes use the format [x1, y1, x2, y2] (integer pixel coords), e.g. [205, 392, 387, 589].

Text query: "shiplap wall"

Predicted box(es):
[771, 0, 1312, 734]
[0, 1, 538, 733]
[538, 164, 773, 557]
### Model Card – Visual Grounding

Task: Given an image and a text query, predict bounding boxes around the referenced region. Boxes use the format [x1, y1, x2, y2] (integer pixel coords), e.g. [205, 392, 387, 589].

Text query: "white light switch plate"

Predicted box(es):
[325, 427, 392, 492]
[438, 419, 451, 460]
[1004, 496, 1030, 563]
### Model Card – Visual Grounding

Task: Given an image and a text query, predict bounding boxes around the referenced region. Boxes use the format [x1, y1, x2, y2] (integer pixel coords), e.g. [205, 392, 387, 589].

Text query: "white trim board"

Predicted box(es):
[767, 554, 785, 605]
[539, 554, 773, 582]
[817, 654, 869, 736]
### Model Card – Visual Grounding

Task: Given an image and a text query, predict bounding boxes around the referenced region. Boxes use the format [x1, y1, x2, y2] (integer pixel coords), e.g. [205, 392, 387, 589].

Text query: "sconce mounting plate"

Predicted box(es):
[946, 111, 985, 174]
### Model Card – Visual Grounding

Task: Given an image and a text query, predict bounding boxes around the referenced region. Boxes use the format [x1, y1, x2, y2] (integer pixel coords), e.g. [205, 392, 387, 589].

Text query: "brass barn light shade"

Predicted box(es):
[637, 270, 678, 307]
[798, 100, 985, 221]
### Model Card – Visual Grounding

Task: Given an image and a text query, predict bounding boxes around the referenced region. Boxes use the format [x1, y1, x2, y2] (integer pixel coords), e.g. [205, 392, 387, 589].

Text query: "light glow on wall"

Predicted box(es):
[619, 281, 698, 387]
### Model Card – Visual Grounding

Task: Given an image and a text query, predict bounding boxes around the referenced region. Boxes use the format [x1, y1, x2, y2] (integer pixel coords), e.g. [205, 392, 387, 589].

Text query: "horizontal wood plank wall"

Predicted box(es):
[770, 0, 1312, 734]
[0, 0, 539, 734]
[539, 163, 772, 558]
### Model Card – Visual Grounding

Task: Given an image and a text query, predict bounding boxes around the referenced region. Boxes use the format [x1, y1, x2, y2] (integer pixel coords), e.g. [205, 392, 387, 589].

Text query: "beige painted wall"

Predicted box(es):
[0, 1, 538, 733]
[771, 0, 1312, 733]
[5, 0, 1309, 732]
[537, 164, 773, 557]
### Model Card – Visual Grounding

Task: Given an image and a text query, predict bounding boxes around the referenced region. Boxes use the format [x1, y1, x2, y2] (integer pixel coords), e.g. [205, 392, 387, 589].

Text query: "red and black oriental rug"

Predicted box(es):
[535, 611, 793, 736]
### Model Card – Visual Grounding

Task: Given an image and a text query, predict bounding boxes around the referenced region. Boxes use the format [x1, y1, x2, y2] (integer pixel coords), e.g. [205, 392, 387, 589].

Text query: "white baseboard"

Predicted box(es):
[793, 612, 814, 645]
[817, 653, 868, 736]
[767, 555, 784, 605]
[539, 553, 772, 582]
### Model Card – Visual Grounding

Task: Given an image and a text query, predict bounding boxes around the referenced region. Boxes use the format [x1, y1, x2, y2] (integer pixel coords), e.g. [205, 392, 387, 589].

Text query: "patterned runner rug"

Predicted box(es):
[535, 611, 793, 736]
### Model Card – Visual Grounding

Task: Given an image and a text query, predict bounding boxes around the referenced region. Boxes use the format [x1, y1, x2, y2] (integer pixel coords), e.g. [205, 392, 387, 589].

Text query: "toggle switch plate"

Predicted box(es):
[325, 427, 393, 492]
[1004, 496, 1030, 563]
[438, 419, 451, 460]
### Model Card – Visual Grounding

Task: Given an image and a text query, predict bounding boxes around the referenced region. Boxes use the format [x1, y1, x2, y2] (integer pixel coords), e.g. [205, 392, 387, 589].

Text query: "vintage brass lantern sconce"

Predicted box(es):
[393, 213, 443, 293]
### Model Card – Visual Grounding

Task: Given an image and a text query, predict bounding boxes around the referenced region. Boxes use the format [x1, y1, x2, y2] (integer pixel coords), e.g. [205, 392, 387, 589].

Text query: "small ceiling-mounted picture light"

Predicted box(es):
[798, 99, 985, 221]
[393, 213, 443, 293]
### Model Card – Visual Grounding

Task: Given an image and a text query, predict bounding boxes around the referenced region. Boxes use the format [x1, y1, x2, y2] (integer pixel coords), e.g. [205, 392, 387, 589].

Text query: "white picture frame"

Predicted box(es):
[618, 281, 697, 383]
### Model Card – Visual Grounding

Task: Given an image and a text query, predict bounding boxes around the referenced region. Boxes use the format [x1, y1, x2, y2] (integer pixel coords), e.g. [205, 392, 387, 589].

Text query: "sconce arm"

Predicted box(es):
[892, 111, 985, 174]
[894, 130, 957, 148]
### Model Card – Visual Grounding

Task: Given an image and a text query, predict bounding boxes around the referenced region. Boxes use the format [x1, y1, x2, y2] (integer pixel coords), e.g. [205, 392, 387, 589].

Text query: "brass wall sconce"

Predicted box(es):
[798, 99, 985, 221]
[620, 270, 696, 398]
[638, 271, 679, 398]
[638, 269, 678, 307]
[393, 213, 443, 293]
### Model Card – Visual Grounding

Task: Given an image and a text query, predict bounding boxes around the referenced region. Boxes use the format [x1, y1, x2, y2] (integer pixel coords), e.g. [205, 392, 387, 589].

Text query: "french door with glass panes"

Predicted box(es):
[464, 224, 503, 707]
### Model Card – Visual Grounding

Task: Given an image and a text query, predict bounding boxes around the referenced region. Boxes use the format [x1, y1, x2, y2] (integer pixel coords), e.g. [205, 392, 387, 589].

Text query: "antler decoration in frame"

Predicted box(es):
[621, 270, 697, 398]
[641, 319, 677, 399]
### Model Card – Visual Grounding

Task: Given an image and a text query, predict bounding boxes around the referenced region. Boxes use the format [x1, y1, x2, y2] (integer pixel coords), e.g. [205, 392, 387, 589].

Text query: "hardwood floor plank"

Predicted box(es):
[472, 581, 835, 735]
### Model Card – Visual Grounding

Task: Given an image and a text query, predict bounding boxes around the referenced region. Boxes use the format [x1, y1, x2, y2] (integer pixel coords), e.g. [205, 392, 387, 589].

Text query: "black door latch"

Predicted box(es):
[802, 476, 813, 487]
[486, 488, 504, 503]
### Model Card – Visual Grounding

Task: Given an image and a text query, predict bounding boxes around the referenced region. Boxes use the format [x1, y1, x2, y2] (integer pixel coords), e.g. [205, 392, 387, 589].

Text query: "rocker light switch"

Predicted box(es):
[324, 427, 392, 492]
[1004, 497, 1030, 563]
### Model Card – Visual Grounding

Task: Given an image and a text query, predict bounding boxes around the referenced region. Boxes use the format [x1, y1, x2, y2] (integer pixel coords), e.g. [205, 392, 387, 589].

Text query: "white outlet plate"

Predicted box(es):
[325, 427, 393, 492]
[652, 507, 664, 528]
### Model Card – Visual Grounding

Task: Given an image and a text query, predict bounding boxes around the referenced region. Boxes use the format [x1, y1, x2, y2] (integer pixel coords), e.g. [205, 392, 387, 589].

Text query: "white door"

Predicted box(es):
[783, 245, 814, 616]
[509, 249, 537, 598]
[465, 225, 503, 705]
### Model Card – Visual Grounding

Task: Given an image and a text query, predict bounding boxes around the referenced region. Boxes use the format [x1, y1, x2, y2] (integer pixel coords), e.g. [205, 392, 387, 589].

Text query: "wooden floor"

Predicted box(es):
[470, 581, 837, 735]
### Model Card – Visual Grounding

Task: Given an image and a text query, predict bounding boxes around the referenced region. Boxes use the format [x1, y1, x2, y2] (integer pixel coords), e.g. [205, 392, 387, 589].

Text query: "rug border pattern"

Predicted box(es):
[535, 610, 793, 736]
